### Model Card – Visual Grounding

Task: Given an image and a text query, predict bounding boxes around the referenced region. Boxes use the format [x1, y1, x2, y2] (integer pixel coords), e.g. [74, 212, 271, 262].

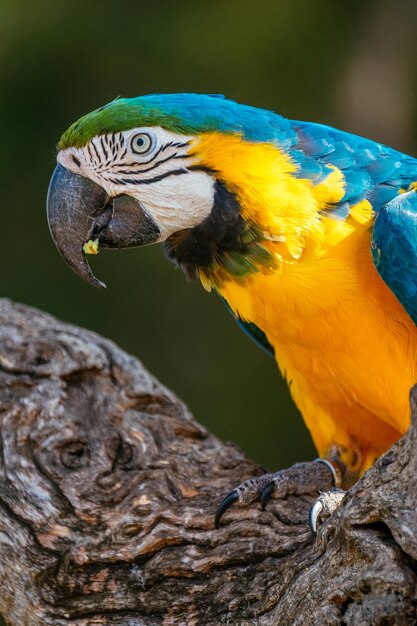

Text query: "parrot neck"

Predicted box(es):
[164, 181, 274, 284]
[165, 130, 348, 291]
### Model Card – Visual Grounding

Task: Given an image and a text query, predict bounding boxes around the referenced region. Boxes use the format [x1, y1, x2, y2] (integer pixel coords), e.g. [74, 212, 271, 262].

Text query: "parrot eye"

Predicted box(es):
[131, 132, 154, 155]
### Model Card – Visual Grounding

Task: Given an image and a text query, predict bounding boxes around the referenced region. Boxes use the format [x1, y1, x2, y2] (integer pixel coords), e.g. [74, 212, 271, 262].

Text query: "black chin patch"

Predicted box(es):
[164, 181, 246, 279]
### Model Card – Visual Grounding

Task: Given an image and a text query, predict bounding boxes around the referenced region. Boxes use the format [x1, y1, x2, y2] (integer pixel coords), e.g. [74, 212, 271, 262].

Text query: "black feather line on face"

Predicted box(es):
[164, 181, 248, 279]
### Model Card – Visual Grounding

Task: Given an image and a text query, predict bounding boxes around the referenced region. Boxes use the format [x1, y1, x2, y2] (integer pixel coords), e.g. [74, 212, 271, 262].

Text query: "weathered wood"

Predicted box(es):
[0, 298, 416, 625]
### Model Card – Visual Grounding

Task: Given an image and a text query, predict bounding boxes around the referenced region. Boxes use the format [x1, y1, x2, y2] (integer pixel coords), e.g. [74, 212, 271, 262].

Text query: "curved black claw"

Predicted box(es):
[260, 481, 275, 510]
[214, 490, 239, 529]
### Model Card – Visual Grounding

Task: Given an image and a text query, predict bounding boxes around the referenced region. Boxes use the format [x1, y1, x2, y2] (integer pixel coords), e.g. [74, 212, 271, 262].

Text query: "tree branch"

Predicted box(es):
[0, 299, 416, 625]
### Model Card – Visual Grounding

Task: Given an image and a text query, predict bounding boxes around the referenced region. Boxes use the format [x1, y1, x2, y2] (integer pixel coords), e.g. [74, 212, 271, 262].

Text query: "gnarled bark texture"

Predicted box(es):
[0, 299, 416, 625]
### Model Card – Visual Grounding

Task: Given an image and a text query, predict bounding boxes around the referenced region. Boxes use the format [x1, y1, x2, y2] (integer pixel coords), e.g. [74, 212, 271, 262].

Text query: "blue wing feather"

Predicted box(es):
[371, 190, 417, 324]
[222, 299, 274, 356]
[292, 121, 417, 325]
[291, 120, 417, 215]
[235, 318, 275, 356]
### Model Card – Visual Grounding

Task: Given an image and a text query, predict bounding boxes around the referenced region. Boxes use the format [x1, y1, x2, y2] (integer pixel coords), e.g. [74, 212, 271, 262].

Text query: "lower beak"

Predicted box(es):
[46, 164, 160, 288]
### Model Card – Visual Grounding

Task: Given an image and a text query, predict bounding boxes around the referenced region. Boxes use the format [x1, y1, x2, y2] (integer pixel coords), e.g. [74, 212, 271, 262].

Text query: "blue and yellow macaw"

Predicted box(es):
[47, 94, 417, 529]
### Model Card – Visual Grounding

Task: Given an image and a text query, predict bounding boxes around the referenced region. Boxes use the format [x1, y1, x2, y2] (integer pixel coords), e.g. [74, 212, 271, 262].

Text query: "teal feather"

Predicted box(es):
[372, 189, 417, 324]
[222, 300, 274, 356]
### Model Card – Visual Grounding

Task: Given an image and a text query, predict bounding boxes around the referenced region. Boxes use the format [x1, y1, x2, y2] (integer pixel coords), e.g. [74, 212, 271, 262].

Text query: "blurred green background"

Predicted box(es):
[1, 0, 417, 621]
[1, 0, 417, 522]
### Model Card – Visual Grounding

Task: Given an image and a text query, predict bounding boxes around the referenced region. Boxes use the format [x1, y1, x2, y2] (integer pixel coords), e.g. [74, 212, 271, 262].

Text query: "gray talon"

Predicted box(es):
[309, 499, 324, 534]
[309, 488, 346, 534]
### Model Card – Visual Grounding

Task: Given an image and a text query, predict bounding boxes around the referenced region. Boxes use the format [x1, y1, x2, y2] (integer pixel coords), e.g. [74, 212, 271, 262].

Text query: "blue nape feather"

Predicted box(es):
[128, 93, 298, 148]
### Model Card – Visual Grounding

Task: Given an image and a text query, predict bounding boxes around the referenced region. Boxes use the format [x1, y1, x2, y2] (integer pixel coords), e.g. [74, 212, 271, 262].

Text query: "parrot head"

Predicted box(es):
[47, 93, 309, 289]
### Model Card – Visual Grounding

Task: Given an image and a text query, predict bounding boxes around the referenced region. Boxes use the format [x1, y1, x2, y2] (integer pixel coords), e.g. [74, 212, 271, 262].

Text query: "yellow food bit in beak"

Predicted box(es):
[83, 239, 99, 255]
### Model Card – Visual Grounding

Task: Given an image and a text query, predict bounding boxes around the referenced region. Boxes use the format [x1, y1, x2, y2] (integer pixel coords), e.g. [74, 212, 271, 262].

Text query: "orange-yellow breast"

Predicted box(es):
[195, 132, 417, 473]
[220, 219, 417, 471]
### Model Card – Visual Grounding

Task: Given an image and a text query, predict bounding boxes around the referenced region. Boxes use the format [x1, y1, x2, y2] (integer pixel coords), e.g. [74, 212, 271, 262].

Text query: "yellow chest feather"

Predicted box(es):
[219, 220, 417, 466]
[195, 132, 417, 469]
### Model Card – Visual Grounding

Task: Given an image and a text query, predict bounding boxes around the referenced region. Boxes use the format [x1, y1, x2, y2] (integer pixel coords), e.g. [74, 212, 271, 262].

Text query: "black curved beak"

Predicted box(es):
[46, 164, 160, 288]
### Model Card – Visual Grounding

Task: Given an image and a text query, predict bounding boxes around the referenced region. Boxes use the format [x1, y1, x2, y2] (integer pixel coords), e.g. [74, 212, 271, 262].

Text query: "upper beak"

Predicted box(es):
[46, 164, 160, 288]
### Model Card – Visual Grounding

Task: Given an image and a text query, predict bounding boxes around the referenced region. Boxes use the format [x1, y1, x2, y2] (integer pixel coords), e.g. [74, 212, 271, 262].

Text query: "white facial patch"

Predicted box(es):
[57, 127, 215, 241]
[131, 170, 215, 240]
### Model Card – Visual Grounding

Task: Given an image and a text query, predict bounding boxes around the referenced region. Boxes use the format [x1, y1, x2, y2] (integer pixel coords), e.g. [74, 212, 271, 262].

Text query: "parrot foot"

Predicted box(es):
[214, 473, 274, 529]
[308, 488, 346, 534]
[215, 458, 343, 529]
